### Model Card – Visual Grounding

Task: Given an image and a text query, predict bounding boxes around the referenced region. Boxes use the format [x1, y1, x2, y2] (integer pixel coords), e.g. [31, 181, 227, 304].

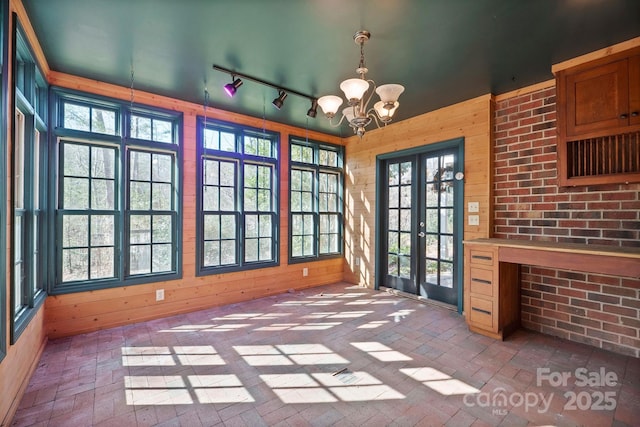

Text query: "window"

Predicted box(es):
[53, 89, 182, 293]
[0, 0, 6, 360]
[196, 118, 279, 275]
[11, 18, 48, 340]
[289, 138, 344, 262]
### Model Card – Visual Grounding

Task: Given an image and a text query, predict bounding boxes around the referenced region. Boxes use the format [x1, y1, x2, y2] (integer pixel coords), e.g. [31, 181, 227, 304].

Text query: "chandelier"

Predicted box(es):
[317, 30, 404, 137]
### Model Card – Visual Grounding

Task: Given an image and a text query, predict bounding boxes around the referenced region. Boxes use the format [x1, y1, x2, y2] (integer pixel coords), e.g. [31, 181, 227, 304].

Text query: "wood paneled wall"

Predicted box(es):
[342, 94, 494, 287]
[45, 72, 345, 338]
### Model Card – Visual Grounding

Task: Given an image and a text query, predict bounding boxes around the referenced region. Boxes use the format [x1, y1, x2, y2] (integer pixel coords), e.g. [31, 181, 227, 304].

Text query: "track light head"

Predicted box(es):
[272, 90, 287, 109]
[224, 78, 243, 97]
[306, 99, 318, 118]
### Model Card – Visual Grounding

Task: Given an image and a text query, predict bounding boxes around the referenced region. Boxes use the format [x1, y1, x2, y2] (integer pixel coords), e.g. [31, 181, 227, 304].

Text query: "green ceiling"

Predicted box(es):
[22, 0, 640, 136]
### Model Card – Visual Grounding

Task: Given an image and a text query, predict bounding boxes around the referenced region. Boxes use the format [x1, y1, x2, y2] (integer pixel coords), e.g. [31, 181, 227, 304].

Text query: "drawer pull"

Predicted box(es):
[472, 255, 492, 261]
[472, 278, 492, 285]
[472, 307, 491, 316]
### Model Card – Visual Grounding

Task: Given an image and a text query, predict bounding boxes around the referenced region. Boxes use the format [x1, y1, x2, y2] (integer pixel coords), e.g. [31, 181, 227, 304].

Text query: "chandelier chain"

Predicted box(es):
[130, 67, 135, 107]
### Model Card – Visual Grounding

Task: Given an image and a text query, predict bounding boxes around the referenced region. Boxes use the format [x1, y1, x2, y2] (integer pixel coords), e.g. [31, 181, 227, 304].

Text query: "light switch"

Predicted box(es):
[468, 215, 479, 226]
[468, 202, 479, 213]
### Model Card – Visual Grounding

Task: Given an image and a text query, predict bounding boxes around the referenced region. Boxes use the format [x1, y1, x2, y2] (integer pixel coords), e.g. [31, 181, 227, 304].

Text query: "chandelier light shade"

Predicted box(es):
[317, 95, 343, 118]
[340, 78, 370, 104]
[318, 30, 404, 137]
[376, 84, 405, 105]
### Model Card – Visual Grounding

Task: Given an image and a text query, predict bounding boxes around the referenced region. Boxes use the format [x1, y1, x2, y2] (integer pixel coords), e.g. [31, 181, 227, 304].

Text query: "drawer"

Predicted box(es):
[469, 296, 494, 330]
[469, 267, 494, 296]
[469, 249, 494, 266]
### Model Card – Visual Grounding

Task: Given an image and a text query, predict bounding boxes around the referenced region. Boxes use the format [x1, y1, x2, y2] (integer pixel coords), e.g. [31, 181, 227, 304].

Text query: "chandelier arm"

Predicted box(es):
[361, 79, 377, 112]
[327, 114, 348, 128]
[367, 111, 384, 129]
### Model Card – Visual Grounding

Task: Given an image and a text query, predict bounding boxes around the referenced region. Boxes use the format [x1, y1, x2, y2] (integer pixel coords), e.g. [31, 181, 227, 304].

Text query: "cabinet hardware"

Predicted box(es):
[632, 111, 639, 117]
[472, 307, 491, 315]
[620, 113, 628, 119]
[472, 278, 492, 285]
[471, 255, 492, 261]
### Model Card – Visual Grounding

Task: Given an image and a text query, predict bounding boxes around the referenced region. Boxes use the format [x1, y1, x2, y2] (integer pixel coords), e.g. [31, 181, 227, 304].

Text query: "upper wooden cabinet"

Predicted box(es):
[555, 46, 640, 186]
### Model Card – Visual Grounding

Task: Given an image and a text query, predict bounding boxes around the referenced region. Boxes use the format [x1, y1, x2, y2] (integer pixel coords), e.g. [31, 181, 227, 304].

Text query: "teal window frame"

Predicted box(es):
[289, 137, 344, 263]
[51, 88, 183, 294]
[0, 1, 8, 359]
[196, 117, 280, 275]
[10, 15, 47, 343]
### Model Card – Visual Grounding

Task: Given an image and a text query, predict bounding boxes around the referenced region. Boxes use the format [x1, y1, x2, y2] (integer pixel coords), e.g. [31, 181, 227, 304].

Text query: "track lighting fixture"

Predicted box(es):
[306, 99, 318, 118]
[223, 77, 243, 97]
[272, 90, 288, 109]
[213, 65, 318, 119]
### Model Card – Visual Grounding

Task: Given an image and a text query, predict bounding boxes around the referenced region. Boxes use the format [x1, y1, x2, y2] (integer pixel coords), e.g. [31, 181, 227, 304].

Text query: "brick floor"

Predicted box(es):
[12, 282, 640, 426]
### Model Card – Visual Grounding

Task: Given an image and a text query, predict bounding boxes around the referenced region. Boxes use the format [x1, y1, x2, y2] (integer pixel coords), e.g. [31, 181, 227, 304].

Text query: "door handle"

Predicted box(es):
[418, 232, 426, 238]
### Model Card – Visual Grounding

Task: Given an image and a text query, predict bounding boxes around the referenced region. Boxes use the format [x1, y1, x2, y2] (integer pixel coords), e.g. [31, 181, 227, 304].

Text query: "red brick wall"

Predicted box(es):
[494, 86, 640, 357]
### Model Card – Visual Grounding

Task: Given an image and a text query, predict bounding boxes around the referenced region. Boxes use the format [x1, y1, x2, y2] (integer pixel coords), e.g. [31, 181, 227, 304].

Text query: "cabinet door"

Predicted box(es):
[566, 59, 629, 136]
[629, 55, 640, 126]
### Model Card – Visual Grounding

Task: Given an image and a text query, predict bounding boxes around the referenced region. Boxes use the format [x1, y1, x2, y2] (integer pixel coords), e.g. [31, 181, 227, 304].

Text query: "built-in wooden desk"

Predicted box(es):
[463, 238, 640, 340]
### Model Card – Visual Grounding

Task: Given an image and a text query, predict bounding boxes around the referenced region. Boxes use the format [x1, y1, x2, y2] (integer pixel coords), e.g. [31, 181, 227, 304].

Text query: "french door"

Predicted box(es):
[378, 140, 463, 309]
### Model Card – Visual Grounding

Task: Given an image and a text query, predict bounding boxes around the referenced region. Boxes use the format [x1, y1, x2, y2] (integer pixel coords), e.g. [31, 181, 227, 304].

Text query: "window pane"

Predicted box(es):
[244, 136, 258, 155]
[204, 159, 219, 185]
[259, 238, 272, 261]
[130, 245, 151, 274]
[92, 108, 116, 135]
[62, 248, 88, 281]
[130, 151, 151, 180]
[153, 215, 172, 243]
[64, 103, 90, 131]
[244, 189, 257, 211]
[152, 154, 172, 182]
[220, 188, 235, 211]
[204, 129, 218, 150]
[131, 115, 152, 140]
[152, 183, 172, 210]
[92, 146, 115, 179]
[259, 215, 272, 237]
[92, 179, 115, 210]
[220, 240, 236, 264]
[203, 241, 220, 266]
[203, 187, 219, 211]
[91, 247, 114, 279]
[63, 178, 89, 209]
[220, 131, 235, 152]
[153, 119, 173, 143]
[245, 239, 258, 262]
[220, 215, 236, 239]
[91, 215, 114, 246]
[63, 215, 88, 247]
[64, 143, 90, 176]
[130, 182, 151, 210]
[245, 215, 258, 238]
[291, 144, 301, 162]
[220, 162, 235, 186]
[153, 244, 172, 272]
[130, 215, 151, 243]
[203, 214, 220, 240]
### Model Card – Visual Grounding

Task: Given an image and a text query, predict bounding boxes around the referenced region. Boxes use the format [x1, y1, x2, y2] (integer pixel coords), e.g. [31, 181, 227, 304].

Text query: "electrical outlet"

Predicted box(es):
[468, 215, 480, 226]
[303, 267, 309, 277]
[355, 257, 360, 266]
[156, 289, 165, 301]
[468, 202, 479, 213]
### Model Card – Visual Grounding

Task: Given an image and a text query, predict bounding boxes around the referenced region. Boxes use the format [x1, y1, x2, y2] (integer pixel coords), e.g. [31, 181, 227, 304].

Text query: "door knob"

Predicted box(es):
[418, 232, 426, 238]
